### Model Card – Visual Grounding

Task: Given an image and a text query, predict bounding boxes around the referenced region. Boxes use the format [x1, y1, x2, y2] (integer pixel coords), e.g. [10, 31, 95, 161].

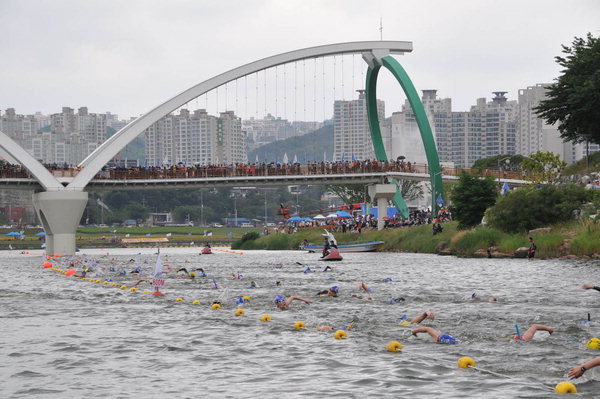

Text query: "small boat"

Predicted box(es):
[302, 241, 384, 253]
[201, 247, 213, 254]
[320, 250, 343, 261]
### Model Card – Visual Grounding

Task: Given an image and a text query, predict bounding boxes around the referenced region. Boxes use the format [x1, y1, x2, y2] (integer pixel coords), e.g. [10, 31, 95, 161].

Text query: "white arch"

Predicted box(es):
[0, 130, 64, 191]
[69, 40, 412, 190]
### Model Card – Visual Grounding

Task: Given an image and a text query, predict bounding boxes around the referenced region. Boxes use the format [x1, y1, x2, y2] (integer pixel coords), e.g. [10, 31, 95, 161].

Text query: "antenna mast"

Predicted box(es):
[379, 17, 383, 40]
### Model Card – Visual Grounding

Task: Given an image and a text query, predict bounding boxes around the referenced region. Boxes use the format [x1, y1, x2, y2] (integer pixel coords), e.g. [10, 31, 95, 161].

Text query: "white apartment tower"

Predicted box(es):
[144, 109, 247, 166]
[333, 90, 385, 161]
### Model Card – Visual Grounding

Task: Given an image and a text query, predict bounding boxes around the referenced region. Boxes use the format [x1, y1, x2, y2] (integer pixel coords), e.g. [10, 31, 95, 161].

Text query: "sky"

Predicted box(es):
[1, 0, 599, 121]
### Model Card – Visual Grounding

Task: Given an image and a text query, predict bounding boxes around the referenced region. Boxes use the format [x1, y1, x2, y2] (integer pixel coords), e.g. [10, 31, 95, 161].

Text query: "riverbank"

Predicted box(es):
[232, 220, 600, 259]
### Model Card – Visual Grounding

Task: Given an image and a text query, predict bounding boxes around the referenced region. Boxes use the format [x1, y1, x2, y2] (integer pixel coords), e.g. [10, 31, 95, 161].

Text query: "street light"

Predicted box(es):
[497, 157, 511, 187]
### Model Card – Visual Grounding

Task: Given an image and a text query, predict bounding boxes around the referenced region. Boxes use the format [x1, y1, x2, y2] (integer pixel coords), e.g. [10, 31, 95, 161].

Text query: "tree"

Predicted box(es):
[486, 185, 592, 233]
[449, 171, 498, 229]
[396, 179, 424, 202]
[326, 184, 367, 205]
[534, 33, 600, 144]
[520, 151, 567, 185]
[471, 154, 527, 170]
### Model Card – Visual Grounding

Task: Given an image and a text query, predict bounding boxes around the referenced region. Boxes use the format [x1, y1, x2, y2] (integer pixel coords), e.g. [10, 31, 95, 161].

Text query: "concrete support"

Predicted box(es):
[32, 191, 88, 256]
[368, 184, 397, 231]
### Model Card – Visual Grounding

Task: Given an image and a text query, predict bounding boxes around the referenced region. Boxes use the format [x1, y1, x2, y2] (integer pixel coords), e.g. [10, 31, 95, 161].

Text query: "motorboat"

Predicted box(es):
[301, 240, 384, 253]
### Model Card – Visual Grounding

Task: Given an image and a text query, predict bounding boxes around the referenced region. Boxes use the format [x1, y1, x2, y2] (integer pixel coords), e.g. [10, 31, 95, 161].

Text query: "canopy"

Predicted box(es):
[336, 210, 352, 218]
[313, 214, 326, 219]
[326, 213, 338, 218]
[34, 232, 46, 236]
[302, 217, 313, 221]
[287, 216, 303, 222]
[5, 232, 22, 236]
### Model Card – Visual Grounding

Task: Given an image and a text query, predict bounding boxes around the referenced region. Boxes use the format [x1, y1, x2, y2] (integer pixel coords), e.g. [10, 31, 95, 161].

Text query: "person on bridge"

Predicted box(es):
[274, 295, 313, 310]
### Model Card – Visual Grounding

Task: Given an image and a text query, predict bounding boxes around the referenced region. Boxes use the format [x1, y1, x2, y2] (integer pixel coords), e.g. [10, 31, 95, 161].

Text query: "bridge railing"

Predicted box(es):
[0, 161, 524, 181]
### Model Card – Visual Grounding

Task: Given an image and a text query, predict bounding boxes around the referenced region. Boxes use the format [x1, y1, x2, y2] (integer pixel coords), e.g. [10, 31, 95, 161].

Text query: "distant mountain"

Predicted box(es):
[248, 125, 333, 163]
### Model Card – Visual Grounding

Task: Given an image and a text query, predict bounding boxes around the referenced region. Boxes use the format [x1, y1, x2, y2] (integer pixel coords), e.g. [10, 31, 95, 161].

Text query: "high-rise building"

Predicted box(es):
[144, 109, 247, 166]
[333, 90, 385, 161]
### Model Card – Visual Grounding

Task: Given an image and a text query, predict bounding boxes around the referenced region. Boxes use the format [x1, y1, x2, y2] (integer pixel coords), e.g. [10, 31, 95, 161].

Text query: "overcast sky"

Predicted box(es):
[1, 0, 599, 121]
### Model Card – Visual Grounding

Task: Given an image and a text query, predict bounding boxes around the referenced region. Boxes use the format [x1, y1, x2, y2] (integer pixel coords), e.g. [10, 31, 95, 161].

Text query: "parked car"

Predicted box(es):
[211, 223, 224, 228]
[240, 223, 254, 228]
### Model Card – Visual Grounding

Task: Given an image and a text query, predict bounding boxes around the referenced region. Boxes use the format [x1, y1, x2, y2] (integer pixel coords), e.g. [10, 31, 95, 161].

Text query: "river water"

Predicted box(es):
[1, 248, 599, 398]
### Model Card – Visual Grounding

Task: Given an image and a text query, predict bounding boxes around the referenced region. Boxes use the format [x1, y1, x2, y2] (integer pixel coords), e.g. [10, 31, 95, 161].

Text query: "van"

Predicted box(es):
[240, 222, 254, 228]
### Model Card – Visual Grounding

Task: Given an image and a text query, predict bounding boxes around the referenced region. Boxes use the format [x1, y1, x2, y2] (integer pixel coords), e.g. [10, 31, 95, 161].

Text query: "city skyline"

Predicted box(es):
[1, 0, 599, 121]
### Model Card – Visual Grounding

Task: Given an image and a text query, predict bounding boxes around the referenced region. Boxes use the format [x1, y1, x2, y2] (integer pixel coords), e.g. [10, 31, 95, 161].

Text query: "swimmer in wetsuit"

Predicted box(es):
[274, 295, 313, 310]
[317, 286, 339, 297]
[568, 356, 600, 379]
[412, 326, 457, 344]
[582, 284, 600, 292]
[515, 324, 553, 341]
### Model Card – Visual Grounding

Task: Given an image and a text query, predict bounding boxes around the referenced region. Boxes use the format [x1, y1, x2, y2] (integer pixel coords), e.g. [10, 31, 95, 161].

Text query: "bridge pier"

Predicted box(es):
[368, 184, 397, 231]
[32, 191, 88, 256]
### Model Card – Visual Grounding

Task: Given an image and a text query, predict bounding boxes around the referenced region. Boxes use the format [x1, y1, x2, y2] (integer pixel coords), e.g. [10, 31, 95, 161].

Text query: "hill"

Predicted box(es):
[248, 124, 333, 163]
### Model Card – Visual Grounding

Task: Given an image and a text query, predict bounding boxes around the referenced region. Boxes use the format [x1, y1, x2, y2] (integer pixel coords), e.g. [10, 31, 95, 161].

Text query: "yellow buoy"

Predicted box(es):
[242, 296, 251, 301]
[458, 357, 476, 369]
[82, 278, 88, 281]
[176, 297, 184, 302]
[235, 308, 245, 316]
[555, 381, 577, 394]
[586, 337, 600, 350]
[387, 341, 403, 352]
[294, 321, 306, 330]
[89, 279, 95, 283]
[212, 303, 221, 310]
[120, 285, 127, 290]
[192, 300, 200, 305]
[334, 330, 348, 340]
[143, 291, 150, 294]
[103, 281, 109, 285]
[130, 287, 137, 292]
[111, 282, 118, 287]
[95, 279, 101, 283]
[261, 314, 272, 322]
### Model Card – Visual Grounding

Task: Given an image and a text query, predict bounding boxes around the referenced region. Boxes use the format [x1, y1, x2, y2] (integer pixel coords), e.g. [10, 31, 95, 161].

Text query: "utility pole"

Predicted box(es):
[200, 191, 204, 227]
[264, 190, 268, 226]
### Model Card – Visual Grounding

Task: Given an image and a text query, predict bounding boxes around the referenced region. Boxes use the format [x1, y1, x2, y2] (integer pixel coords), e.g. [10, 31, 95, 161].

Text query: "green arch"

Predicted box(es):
[365, 55, 443, 217]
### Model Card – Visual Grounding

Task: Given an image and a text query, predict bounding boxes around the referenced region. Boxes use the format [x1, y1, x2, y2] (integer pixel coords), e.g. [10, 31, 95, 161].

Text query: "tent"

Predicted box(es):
[313, 214, 326, 219]
[287, 216, 303, 222]
[302, 217, 313, 222]
[336, 210, 352, 218]
[34, 232, 46, 236]
[5, 232, 22, 236]
[326, 213, 338, 218]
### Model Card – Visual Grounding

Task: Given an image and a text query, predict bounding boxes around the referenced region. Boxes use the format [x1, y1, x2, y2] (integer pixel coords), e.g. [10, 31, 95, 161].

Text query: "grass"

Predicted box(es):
[569, 221, 600, 256]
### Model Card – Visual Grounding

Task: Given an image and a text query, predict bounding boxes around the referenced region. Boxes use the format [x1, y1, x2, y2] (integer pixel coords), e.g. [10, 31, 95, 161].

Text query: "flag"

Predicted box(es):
[323, 150, 327, 162]
[352, 154, 356, 162]
[436, 194, 445, 207]
[144, 159, 149, 169]
[283, 152, 289, 164]
[152, 251, 165, 287]
[501, 182, 509, 195]
[341, 153, 345, 162]
[255, 154, 259, 163]
[293, 154, 297, 164]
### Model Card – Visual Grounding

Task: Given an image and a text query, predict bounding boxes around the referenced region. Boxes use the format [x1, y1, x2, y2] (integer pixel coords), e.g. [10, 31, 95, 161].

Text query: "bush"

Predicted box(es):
[449, 172, 498, 229]
[231, 231, 260, 249]
[486, 185, 592, 233]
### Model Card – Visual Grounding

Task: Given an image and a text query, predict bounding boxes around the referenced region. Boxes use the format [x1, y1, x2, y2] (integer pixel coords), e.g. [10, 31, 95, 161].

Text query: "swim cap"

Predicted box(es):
[235, 297, 245, 304]
[330, 286, 339, 293]
[471, 293, 477, 298]
[586, 338, 600, 350]
[189, 272, 196, 277]
[274, 295, 286, 304]
[438, 334, 457, 344]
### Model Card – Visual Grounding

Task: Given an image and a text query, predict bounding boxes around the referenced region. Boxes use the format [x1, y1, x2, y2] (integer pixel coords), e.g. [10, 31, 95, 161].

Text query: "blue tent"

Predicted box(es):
[336, 210, 352, 218]
[287, 216, 303, 222]
[302, 217, 313, 222]
[35, 232, 46, 236]
[360, 204, 399, 218]
[5, 232, 22, 236]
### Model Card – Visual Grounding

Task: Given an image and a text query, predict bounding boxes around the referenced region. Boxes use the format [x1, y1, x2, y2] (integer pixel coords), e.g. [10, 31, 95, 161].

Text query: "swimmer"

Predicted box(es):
[412, 327, 457, 344]
[73, 270, 87, 278]
[317, 319, 357, 332]
[568, 356, 600, 379]
[323, 265, 333, 272]
[389, 297, 405, 303]
[274, 295, 313, 310]
[471, 293, 498, 302]
[132, 279, 150, 287]
[516, 323, 554, 341]
[410, 311, 435, 324]
[317, 286, 339, 297]
[582, 284, 600, 292]
[194, 268, 207, 277]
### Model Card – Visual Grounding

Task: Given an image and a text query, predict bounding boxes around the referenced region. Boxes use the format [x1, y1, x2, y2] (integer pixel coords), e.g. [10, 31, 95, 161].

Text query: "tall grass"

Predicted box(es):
[569, 222, 600, 256]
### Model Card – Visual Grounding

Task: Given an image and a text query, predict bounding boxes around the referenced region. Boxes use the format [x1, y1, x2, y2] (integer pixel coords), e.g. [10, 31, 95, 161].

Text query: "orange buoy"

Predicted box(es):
[43, 261, 52, 269]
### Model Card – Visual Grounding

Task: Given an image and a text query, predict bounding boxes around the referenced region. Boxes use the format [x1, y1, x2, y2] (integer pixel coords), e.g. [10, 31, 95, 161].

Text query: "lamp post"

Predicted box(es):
[497, 157, 511, 187]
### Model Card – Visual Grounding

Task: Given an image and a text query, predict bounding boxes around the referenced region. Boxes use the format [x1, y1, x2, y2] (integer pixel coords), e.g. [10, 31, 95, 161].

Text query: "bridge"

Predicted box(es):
[1, 40, 452, 254]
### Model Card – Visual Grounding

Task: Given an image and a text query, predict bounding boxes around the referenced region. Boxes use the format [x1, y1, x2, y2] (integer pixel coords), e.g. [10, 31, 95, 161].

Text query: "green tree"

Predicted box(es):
[397, 179, 424, 201]
[520, 151, 567, 185]
[449, 171, 498, 229]
[326, 184, 367, 205]
[534, 33, 600, 144]
[120, 203, 149, 223]
[471, 154, 527, 170]
[486, 185, 592, 233]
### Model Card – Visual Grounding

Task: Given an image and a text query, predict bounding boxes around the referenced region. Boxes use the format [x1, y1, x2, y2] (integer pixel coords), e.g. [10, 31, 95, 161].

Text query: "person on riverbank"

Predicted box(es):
[516, 324, 554, 341]
[528, 237, 537, 260]
[568, 356, 600, 379]
[582, 284, 600, 292]
[274, 295, 313, 309]
[412, 326, 457, 344]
